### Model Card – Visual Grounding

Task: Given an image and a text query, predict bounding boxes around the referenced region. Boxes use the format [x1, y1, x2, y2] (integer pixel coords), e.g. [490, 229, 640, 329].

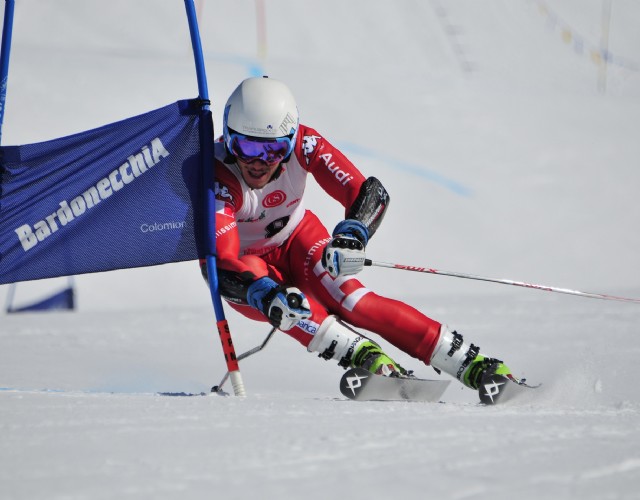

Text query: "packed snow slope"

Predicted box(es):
[1, 1, 639, 499]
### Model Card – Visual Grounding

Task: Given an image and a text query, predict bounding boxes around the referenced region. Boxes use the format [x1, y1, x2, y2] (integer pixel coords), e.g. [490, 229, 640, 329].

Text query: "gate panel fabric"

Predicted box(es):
[0, 99, 206, 284]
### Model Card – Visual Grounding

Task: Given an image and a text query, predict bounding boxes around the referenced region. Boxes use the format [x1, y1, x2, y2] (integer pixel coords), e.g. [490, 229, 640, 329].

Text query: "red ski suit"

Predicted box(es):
[211, 125, 441, 365]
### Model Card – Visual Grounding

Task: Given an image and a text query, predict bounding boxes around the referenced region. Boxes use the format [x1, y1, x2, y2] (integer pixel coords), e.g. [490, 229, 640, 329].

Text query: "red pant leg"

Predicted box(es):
[223, 252, 329, 348]
[281, 211, 443, 365]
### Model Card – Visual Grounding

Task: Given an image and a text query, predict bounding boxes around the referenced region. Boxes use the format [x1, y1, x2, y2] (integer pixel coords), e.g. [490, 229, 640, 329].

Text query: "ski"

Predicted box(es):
[339, 367, 450, 402]
[339, 366, 539, 404]
[477, 365, 540, 405]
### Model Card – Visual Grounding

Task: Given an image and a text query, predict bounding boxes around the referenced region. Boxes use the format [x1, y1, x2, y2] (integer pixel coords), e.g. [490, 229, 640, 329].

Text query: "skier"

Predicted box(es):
[203, 76, 511, 393]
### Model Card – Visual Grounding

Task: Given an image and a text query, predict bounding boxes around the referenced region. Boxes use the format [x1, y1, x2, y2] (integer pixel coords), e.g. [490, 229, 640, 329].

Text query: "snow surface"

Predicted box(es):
[1, 1, 639, 499]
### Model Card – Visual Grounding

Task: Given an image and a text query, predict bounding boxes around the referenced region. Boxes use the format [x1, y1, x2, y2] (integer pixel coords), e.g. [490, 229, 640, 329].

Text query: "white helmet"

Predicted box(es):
[223, 76, 299, 159]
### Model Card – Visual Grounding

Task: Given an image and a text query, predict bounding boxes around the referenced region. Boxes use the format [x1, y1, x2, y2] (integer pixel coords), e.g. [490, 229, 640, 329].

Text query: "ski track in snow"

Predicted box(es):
[2, 301, 639, 500]
[2, 0, 640, 499]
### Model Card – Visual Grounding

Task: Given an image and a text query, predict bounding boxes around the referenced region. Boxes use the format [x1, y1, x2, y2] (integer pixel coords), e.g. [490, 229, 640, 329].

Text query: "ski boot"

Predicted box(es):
[307, 315, 407, 376]
[463, 355, 511, 390]
[352, 340, 409, 376]
[429, 326, 513, 402]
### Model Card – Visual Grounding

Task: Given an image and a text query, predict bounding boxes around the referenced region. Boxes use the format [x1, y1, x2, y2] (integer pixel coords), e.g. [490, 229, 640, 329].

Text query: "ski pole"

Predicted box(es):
[212, 326, 278, 394]
[365, 259, 640, 304]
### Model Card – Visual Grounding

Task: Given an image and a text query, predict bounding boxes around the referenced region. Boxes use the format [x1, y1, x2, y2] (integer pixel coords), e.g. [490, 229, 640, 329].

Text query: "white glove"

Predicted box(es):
[247, 277, 311, 331]
[322, 219, 368, 278]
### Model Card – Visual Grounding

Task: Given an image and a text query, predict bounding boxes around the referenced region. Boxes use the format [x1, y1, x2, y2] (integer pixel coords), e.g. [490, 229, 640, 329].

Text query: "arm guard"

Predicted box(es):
[200, 260, 255, 305]
[217, 269, 256, 304]
[346, 177, 390, 240]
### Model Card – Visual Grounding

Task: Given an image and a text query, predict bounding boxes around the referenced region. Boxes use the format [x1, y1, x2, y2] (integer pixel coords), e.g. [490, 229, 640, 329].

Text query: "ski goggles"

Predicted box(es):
[229, 132, 294, 165]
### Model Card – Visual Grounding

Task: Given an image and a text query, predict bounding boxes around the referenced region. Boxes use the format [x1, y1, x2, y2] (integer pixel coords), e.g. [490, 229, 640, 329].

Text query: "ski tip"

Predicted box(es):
[510, 376, 542, 389]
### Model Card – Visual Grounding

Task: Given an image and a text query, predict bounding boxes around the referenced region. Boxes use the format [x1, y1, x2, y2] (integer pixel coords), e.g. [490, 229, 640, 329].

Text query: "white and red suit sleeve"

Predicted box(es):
[295, 125, 366, 216]
[210, 161, 252, 276]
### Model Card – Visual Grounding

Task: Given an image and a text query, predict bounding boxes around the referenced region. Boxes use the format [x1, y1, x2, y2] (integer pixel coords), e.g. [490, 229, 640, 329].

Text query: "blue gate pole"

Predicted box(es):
[0, 0, 16, 144]
[183, 0, 245, 396]
[1, 0, 16, 312]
